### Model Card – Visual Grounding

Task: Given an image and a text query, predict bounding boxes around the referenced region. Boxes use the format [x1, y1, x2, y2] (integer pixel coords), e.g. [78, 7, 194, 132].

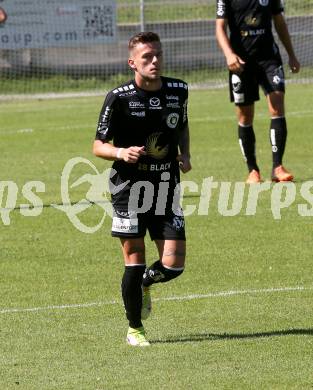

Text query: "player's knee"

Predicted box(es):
[268, 93, 285, 117]
[237, 106, 254, 125]
[270, 108, 284, 118]
[122, 245, 145, 264]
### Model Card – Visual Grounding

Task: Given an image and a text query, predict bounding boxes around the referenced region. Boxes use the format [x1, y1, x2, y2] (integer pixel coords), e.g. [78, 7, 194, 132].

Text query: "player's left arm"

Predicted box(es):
[273, 13, 300, 73]
[177, 122, 192, 174]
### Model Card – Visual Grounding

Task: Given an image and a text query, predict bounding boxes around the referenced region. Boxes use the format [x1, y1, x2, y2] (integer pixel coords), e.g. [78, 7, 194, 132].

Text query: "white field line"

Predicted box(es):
[0, 79, 312, 101]
[0, 285, 312, 315]
[1, 109, 312, 136]
[191, 109, 313, 123]
[0, 124, 87, 135]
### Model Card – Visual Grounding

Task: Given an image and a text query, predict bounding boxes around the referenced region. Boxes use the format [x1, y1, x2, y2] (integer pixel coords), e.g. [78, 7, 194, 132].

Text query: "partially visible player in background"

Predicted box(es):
[216, 0, 300, 183]
[93, 32, 191, 346]
[0, 7, 7, 25]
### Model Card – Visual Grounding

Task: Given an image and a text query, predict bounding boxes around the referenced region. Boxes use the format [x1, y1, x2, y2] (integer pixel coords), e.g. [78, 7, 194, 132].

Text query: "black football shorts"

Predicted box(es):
[229, 57, 285, 105]
[111, 207, 186, 241]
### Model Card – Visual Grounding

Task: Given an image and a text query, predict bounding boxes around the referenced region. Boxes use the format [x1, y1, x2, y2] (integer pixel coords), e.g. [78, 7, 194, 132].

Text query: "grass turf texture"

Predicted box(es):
[1, 67, 312, 96]
[0, 84, 313, 389]
[116, 0, 313, 22]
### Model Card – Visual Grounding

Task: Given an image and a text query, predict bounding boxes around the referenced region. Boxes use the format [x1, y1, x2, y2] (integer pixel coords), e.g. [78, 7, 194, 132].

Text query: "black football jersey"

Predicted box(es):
[95, 76, 188, 182]
[216, 0, 284, 59]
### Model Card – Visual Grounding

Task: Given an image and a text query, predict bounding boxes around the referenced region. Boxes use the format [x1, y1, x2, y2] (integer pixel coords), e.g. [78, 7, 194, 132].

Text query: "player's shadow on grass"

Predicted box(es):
[151, 328, 313, 344]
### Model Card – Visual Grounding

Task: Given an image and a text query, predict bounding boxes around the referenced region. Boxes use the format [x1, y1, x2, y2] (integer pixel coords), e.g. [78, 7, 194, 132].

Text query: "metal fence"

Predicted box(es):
[0, 0, 312, 94]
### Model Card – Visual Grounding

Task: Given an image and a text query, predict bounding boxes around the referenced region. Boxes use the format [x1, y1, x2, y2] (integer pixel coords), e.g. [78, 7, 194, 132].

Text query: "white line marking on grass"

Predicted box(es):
[154, 286, 311, 302]
[0, 300, 118, 314]
[0, 128, 34, 135]
[1, 79, 312, 101]
[17, 128, 33, 133]
[191, 110, 313, 123]
[1, 286, 312, 315]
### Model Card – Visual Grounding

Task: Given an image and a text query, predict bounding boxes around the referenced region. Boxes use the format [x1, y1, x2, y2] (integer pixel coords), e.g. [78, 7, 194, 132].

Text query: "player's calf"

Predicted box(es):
[142, 260, 184, 287]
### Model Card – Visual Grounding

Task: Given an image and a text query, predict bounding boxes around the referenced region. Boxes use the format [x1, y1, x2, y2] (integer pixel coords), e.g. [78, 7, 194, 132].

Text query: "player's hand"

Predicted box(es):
[177, 154, 192, 173]
[120, 146, 146, 163]
[289, 56, 300, 73]
[227, 53, 245, 74]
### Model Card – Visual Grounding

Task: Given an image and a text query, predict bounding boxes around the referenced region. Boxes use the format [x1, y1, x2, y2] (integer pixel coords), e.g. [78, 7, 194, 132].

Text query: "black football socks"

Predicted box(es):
[238, 124, 259, 172]
[142, 260, 184, 287]
[121, 264, 145, 329]
[269, 117, 287, 169]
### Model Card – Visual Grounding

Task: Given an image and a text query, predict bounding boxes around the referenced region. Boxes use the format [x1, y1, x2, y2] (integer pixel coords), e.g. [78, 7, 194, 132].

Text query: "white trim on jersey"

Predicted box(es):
[167, 82, 188, 89]
[112, 84, 135, 94]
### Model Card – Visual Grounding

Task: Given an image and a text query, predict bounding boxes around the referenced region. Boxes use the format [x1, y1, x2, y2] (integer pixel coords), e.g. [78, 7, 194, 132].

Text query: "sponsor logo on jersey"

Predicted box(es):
[241, 28, 265, 36]
[150, 163, 171, 171]
[149, 97, 161, 109]
[231, 74, 242, 93]
[138, 162, 171, 171]
[216, 0, 225, 16]
[166, 102, 180, 108]
[131, 111, 146, 117]
[97, 125, 108, 135]
[119, 90, 137, 97]
[101, 107, 111, 122]
[97, 106, 112, 135]
[259, 0, 269, 6]
[245, 15, 260, 26]
[112, 217, 138, 233]
[146, 132, 169, 159]
[166, 113, 180, 129]
[250, 29, 265, 36]
[166, 95, 179, 101]
[129, 101, 145, 108]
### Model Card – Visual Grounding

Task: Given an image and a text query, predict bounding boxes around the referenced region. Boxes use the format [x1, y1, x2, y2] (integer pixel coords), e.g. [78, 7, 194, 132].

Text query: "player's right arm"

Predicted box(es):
[273, 13, 300, 73]
[215, 0, 245, 74]
[93, 141, 146, 163]
[93, 91, 146, 163]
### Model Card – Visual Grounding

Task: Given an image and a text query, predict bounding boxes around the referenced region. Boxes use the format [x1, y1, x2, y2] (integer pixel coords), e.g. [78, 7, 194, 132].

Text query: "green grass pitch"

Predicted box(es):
[0, 84, 313, 389]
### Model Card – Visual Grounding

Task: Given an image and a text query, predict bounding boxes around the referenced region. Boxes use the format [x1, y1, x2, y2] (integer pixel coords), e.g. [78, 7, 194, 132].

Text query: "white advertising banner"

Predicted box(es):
[0, 0, 117, 49]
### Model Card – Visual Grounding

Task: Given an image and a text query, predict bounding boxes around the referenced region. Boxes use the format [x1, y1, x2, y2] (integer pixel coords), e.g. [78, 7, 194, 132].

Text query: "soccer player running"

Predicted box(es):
[216, 0, 300, 183]
[93, 32, 191, 346]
